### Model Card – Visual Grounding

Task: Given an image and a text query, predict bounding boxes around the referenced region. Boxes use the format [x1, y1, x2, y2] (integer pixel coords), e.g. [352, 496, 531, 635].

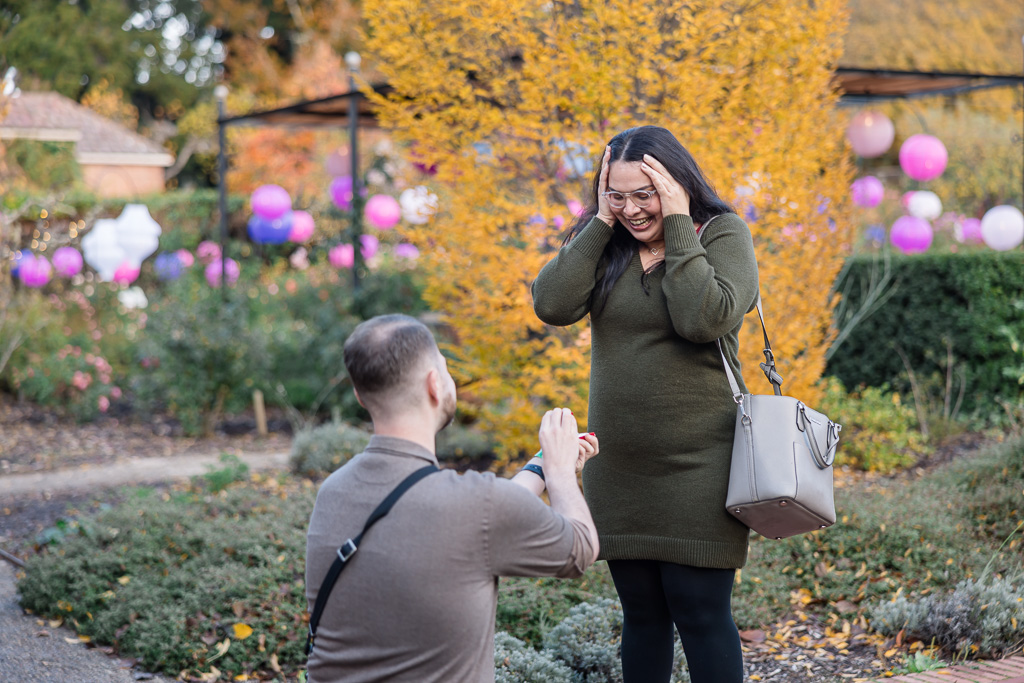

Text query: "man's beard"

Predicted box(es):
[436, 389, 457, 433]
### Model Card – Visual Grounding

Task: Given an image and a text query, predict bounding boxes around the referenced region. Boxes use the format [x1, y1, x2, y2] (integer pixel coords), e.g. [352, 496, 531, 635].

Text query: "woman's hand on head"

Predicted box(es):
[642, 154, 691, 217]
[596, 147, 616, 225]
[576, 432, 599, 472]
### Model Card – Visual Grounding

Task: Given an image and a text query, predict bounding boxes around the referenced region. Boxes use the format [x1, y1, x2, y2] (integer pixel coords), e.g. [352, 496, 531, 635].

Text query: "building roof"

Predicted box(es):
[0, 91, 174, 167]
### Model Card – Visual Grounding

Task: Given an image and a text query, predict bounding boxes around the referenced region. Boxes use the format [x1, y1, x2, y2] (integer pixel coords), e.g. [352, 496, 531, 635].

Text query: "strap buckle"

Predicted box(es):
[338, 539, 357, 563]
[759, 348, 784, 395]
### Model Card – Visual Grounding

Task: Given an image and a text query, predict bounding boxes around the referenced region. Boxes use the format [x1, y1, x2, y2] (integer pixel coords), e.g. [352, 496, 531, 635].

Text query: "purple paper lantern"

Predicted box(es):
[328, 243, 354, 269]
[959, 217, 983, 244]
[52, 246, 84, 277]
[846, 110, 895, 158]
[890, 215, 933, 254]
[851, 176, 884, 208]
[154, 252, 184, 281]
[394, 243, 420, 260]
[288, 210, 315, 243]
[247, 213, 294, 245]
[329, 176, 354, 210]
[899, 134, 948, 182]
[251, 184, 292, 220]
[18, 254, 52, 288]
[365, 194, 401, 230]
[360, 234, 380, 259]
[865, 224, 887, 244]
[205, 257, 240, 287]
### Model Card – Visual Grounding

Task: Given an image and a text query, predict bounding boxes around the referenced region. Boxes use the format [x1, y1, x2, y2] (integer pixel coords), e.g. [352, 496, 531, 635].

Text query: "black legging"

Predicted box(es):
[607, 559, 744, 683]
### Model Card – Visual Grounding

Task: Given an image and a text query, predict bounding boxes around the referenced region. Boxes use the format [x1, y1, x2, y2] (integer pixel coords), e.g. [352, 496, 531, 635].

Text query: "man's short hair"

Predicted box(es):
[343, 314, 438, 403]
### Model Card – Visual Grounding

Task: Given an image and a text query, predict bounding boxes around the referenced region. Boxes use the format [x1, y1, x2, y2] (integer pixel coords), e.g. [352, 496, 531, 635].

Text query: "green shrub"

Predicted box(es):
[943, 436, 1024, 555]
[494, 632, 573, 683]
[869, 576, 1024, 658]
[198, 453, 251, 493]
[436, 422, 496, 462]
[17, 482, 317, 680]
[827, 251, 1024, 416]
[289, 422, 371, 477]
[818, 376, 930, 472]
[6, 139, 81, 189]
[497, 572, 617, 647]
[134, 277, 272, 435]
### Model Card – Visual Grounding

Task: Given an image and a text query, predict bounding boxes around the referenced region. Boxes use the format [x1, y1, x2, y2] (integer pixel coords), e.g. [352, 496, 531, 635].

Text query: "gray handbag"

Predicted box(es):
[718, 298, 842, 540]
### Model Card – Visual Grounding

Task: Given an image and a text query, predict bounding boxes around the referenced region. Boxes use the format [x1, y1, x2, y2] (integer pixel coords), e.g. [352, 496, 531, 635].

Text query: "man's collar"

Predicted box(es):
[365, 434, 439, 466]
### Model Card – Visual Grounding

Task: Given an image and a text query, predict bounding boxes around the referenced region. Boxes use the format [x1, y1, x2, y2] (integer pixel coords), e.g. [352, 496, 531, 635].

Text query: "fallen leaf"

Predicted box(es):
[270, 653, 281, 673]
[48, 618, 63, 628]
[835, 600, 858, 614]
[740, 629, 767, 643]
[232, 623, 253, 640]
[117, 575, 131, 585]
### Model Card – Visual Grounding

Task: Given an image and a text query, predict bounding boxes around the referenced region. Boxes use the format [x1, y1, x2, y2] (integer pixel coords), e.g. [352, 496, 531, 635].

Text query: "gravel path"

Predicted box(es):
[0, 562, 174, 682]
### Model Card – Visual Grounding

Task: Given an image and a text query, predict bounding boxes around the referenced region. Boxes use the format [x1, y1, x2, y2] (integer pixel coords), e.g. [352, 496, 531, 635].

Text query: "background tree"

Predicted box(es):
[364, 0, 855, 462]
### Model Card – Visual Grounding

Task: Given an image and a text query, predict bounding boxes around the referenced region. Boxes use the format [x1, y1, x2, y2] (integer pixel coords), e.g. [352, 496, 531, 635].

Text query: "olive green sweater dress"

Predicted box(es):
[532, 212, 759, 569]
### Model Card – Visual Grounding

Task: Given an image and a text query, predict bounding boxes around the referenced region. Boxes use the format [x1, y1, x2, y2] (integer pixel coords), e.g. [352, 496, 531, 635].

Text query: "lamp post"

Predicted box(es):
[215, 84, 229, 299]
[345, 51, 363, 292]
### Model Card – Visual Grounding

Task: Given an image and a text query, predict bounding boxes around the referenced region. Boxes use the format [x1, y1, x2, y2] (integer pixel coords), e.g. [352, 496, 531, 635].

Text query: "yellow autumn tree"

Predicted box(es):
[364, 0, 855, 463]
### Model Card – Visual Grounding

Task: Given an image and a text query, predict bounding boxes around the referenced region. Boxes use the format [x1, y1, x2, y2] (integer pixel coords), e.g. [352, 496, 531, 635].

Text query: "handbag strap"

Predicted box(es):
[716, 296, 783, 401]
[306, 463, 439, 656]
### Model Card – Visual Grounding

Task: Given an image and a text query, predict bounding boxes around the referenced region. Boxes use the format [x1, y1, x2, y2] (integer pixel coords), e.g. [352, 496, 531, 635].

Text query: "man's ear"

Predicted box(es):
[425, 367, 441, 407]
[353, 387, 366, 409]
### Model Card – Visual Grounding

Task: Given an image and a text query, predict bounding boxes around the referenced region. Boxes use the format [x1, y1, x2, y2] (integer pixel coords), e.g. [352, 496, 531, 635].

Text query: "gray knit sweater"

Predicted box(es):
[532, 212, 759, 568]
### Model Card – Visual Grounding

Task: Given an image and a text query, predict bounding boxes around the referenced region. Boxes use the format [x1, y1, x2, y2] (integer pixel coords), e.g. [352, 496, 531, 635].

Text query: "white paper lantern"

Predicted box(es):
[82, 219, 127, 281]
[399, 186, 438, 225]
[907, 191, 943, 221]
[115, 204, 162, 267]
[980, 205, 1024, 251]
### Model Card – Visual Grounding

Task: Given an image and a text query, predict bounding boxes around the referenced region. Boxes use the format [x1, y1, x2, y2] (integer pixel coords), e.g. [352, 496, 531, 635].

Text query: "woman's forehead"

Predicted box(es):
[607, 161, 653, 190]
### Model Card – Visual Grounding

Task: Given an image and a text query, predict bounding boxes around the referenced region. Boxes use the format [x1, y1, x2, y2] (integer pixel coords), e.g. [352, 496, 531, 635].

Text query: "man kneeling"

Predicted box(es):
[305, 314, 599, 682]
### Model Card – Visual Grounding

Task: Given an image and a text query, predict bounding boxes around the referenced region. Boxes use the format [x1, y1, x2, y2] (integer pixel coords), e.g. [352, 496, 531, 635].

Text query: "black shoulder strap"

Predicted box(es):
[306, 464, 439, 656]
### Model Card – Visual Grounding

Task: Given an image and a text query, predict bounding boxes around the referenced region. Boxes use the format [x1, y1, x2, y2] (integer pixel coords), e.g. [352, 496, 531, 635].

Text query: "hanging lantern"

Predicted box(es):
[850, 176, 884, 208]
[247, 213, 294, 245]
[176, 249, 195, 268]
[846, 110, 895, 158]
[394, 243, 420, 260]
[980, 205, 1024, 251]
[328, 243, 354, 269]
[115, 204, 162, 267]
[18, 254, 52, 288]
[359, 234, 380, 259]
[329, 176, 354, 210]
[288, 210, 315, 242]
[112, 262, 141, 285]
[205, 257, 240, 287]
[251, 184, 292, 220]
[365, 195, 401, 230]
[154, 252, 184, 281]
[890, 216, 933, 254]
[899, 134, 948, 182]
[907, 191, 943, 221]
[52, 246, 84, 277]
[82, 218, 127, 281]
[399, 186, 438, 225]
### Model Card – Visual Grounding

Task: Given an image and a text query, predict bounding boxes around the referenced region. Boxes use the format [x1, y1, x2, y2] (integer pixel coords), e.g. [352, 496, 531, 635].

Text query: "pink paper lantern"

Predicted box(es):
[288, 210, 315, 242]
[890, 215, 933, 254]
[205, 257, 240, 287]
[567, 200, 584, 217]
[329, 176, 354, 210]
[960, 217, 983, 244]
[18, 254, 52, 288]
[325, 151, 349, 177]
[251, 184, 292, 220]
[900, 191, 916, 210]
[360, 234, 380, 259]
[899, 134, 948, 182]
[851, 176, 884, 208]
[329, 243, 354, 269]
[196, 240, 221, 264]
[52, 246, 84, 277]
[112, 262, 141, 285]
[365, 194, 401, 230]
[176, 249, 195, 267]
[846, 110, 895, 158]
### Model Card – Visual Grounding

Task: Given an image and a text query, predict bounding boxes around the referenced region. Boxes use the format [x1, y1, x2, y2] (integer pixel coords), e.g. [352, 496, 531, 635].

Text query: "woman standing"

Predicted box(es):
[532, 125, 759, 683]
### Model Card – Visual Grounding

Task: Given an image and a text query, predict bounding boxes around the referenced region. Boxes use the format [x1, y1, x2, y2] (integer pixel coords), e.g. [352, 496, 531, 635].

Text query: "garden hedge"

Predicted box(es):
[826, 250, 1024, 414]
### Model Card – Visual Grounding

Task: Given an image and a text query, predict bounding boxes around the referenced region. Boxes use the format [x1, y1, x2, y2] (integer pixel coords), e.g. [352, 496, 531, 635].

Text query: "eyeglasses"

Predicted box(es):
[602, 189, 658, 209]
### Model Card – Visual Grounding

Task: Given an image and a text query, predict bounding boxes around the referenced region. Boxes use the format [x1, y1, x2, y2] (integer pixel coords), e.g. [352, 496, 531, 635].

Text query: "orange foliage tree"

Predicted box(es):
[363, 0, 855, 462]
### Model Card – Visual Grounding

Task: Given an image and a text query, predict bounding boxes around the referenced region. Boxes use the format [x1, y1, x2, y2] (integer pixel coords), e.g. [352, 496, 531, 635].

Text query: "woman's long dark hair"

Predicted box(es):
[566, 126, 734, 312]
